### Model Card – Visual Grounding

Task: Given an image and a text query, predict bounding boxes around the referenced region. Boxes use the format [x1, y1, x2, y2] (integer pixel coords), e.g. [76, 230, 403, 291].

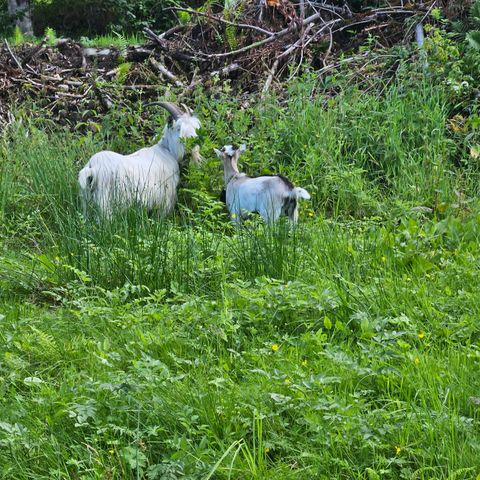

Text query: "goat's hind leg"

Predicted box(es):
[283, 197, 298, 224]
[289, 204, 299, 224]
[259, 204, 282, 224]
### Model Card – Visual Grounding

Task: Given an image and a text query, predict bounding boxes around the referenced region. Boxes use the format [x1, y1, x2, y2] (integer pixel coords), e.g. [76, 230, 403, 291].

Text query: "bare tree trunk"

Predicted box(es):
[7, 0, 33, 35]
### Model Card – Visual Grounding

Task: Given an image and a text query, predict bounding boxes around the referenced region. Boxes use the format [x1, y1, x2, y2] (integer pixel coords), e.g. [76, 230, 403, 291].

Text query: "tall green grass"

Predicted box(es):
[197, 78, 467, 217]
[2, 79, 475, 294]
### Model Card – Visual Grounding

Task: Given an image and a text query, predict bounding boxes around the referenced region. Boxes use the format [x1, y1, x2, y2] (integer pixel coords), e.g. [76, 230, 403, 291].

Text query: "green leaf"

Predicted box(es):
[431, 8, 441, 21]
[366, 468, 381, 480]
[472, 0, 480, 21]
[177, 11, 191, 24]
[466, 31, 480, 50]
[120, 446, 147, 470]
[324, 315, 332, 330]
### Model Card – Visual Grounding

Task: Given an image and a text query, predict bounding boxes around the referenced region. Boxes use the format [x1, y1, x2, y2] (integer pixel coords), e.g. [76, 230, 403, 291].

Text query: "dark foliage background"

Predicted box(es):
[1, 0, 182, 36]
[0, 0, 11, 34]
[0, 1, 434, 37]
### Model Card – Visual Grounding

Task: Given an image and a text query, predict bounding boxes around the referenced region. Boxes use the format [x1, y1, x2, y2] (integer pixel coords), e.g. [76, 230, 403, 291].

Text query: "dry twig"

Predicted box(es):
[4, 39, 24, 71]
[149, 57, 185, 87]
[168, 7, 275, 37]
[202, 13, 341, 59]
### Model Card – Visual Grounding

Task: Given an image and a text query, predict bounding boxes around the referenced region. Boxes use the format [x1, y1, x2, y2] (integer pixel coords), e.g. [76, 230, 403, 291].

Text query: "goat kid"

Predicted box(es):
[215, 144, 310, 224]
[78, 102, 201, 217]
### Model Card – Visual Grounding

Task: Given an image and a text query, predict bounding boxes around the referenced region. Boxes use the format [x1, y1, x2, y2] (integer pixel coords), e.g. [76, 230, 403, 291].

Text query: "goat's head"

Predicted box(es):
[214, 144, 247, 184]
[157, 102, 201, 139]
[148, 102, 201, 163]
[214, 144, 246, 168]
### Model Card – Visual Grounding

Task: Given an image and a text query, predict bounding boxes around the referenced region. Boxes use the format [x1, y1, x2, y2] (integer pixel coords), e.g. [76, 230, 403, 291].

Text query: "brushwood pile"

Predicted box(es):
[0, 0, 472, 127]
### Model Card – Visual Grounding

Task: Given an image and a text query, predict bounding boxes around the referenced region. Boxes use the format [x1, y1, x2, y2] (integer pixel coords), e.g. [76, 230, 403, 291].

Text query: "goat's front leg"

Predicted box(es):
[80, 191, 88, 218]
[230, 212, 242, 226]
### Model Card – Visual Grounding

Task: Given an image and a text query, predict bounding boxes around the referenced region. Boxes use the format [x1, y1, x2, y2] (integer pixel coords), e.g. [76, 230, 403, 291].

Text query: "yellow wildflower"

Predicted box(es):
[265, 447, 270, 454]
[418, 331, 425, 340]
[108, 449, 115, 454]
[302, 359, 308, 367]
[414, 357, 420, 365]
[231, 213, 236, 219]
[284, 378, 291, 385]
[271, 343, 279, 352]
[395, 446, 401, 455]
[381, 256, 386, 263]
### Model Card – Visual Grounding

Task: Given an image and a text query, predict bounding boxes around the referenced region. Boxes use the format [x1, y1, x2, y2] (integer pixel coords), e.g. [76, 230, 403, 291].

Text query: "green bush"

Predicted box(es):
[0, 0, 12, 36]
[31, 0, 177, 37]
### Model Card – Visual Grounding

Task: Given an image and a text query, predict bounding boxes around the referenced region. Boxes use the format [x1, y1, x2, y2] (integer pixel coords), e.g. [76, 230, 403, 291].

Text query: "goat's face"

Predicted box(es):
[160, 112, 201, 165]
[153, 101, 200, 140]
[214, 144, 246, 169]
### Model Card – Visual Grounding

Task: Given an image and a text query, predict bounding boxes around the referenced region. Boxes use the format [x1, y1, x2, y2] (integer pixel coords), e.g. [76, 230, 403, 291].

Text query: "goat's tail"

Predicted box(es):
[78, 166, 95, 192]
[289, 187, 311, 200]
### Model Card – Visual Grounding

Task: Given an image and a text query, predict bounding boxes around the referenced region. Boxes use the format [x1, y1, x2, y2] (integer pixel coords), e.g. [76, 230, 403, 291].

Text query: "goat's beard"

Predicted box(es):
[182, 135, 204, 166]
[190, 144, 203, 165]
[177, 115, 201, 139]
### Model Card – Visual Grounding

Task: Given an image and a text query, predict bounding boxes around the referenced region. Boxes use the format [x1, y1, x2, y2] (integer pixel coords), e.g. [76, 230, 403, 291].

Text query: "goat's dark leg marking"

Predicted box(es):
[282, 197, 297, 219]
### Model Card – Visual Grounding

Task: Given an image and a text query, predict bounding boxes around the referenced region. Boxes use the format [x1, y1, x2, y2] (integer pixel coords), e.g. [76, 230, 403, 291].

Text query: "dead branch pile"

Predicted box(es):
[0, 1, 452, 127]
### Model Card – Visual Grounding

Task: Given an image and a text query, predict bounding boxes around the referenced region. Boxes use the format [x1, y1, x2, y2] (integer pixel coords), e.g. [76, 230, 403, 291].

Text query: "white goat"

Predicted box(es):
[78, 102, 201, 217]
[215, 144, 310, 224]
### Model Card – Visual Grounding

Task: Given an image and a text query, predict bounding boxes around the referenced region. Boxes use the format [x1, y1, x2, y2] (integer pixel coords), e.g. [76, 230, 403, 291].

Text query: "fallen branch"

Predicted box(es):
[168, 7, 275, 37]
[4, 39, 24, 72]
[149, 57, 185, 87]
[332, 8, 423, 35]
[143, 27, 197, 62]
[278, 22, 315, 60]
[201, 13, 342, 59]
[322, 26, 334, 67]
[21, 37, 47, 66]
[158, 24, 187, 40]
[143, 27, 166, 46]
[404, 0, 437, 44]
[178, 62, 241, 99]
[307, 1, 351, 16]
[55, 86, 92, 100]
[316, 54, 364, 78]
[261, 58, 280, 99]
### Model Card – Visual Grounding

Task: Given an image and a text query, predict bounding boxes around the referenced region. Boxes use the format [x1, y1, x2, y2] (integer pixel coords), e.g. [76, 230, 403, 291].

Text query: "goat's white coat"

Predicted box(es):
[79, 114, 200, 216]
[216, 145, 310, 224]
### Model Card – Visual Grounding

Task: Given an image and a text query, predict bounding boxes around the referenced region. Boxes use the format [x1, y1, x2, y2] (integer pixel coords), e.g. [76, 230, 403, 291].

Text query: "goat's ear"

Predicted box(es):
[232, 150, 242, 162]
[213, 148, 223, 159]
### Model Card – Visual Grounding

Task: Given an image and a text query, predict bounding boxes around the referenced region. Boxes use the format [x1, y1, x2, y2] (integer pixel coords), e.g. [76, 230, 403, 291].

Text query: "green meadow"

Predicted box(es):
[1, 72, 480, 479]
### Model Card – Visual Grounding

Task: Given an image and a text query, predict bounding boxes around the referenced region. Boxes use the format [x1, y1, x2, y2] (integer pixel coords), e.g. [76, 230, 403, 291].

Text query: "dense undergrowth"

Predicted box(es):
[1, 62, 480, 479]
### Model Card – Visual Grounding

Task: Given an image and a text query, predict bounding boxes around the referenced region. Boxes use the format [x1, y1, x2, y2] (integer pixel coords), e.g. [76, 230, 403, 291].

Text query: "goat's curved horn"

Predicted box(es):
[146, 101, 184, 120]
